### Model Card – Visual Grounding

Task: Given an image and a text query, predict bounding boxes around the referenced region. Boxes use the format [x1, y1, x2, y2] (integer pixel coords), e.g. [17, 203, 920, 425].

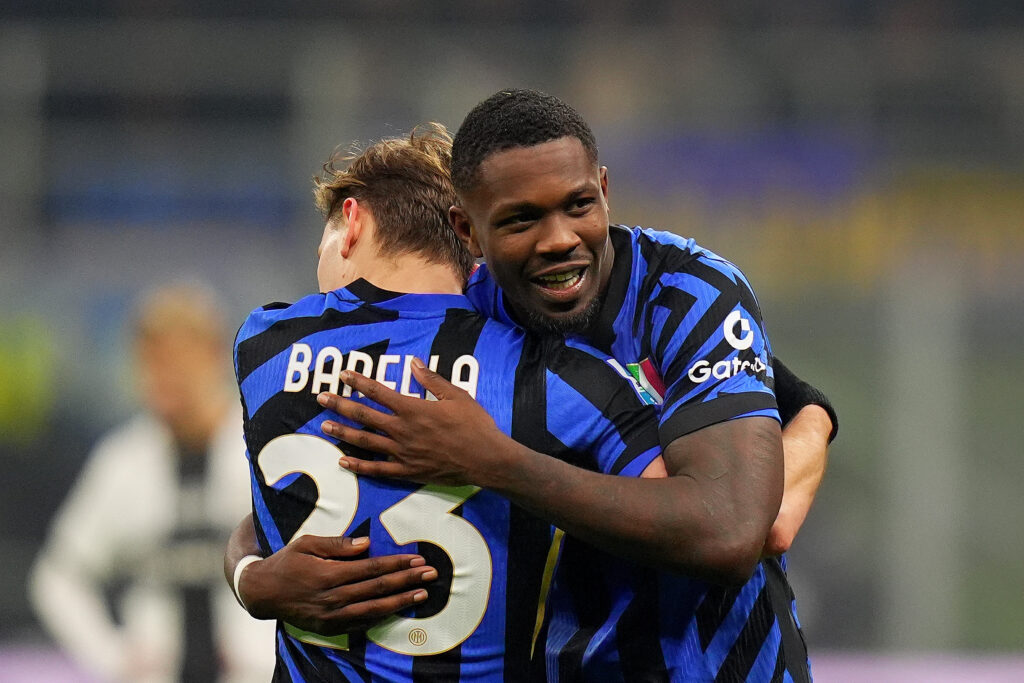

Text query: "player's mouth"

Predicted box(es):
[530, 266, 589, 301]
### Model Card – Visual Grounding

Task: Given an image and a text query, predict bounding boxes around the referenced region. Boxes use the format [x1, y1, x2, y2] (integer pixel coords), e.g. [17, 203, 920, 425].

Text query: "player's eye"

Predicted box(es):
[568, 197, 595, 214]
[496, 213, 537, 229]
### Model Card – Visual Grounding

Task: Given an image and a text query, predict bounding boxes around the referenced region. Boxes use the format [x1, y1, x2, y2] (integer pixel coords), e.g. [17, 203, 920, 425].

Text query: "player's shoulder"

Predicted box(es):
[544, 337, 658, 406]
[236, 292, 330, 345]
[621, 224, 755, 296]
[88, 413, 169, 471]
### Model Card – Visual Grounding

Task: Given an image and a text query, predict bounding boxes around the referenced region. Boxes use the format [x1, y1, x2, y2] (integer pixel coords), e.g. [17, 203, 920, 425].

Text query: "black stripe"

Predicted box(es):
[342, 278, 405, 304]
[251, 486, 272, 557]
[769, 639, 786, 683]
[428, 308, 487, 376]
[650, 286, 699, 366]
[588, 225, 635, 354]
[659, 286, 745, 393]
[661, 333, 773, 421]
[633, 230, 706, 342]
[714, 585, 774, 683]
[343, 519, 371, 677]
[555, 539, 613, 683]
[236, 306, 399, 383]
[659, 392, 778, 448]
[696, 586, 742, 652]
[408, 309, 487, 681]
[282, 633, 370, 682]
[616, 567, 670, 683]
[271, 658, 293, 683]
[763, 558, 811, 683]
[505, 334, 574, 680]
[771, 357, 839, 441]
[543, 343, 661, 474]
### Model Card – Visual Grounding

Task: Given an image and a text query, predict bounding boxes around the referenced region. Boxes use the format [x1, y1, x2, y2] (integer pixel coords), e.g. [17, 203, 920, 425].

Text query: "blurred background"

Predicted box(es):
[1, 1, 1022, 681]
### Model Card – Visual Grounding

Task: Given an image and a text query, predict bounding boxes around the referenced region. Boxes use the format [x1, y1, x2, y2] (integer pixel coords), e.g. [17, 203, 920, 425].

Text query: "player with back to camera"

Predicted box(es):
[312, 90, 838, 682]
[232, 124, 673, 681]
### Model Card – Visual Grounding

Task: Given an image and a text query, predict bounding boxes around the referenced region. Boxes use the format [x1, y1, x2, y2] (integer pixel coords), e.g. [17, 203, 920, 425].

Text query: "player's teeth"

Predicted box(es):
[537, 269, 582, 289]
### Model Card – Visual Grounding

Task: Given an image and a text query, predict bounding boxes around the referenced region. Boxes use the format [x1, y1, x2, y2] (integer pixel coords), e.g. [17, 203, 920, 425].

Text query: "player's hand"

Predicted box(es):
[317, 357, 508, 486]
[239, 534, 436, 635]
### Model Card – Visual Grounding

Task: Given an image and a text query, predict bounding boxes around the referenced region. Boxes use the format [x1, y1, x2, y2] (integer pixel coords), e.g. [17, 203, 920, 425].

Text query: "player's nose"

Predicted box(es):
[535, 215, 582, 257]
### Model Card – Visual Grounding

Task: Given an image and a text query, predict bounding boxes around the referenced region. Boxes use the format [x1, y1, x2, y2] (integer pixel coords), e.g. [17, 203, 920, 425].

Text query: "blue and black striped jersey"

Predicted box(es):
[466, 225, 809, 683]
[233, 278, 662, 683]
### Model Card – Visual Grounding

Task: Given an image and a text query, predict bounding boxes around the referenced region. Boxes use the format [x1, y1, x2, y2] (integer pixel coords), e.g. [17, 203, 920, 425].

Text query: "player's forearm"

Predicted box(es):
[765, 404, 831, 555]
[478, 421, 782, 585]
[223, 513, 263, 600]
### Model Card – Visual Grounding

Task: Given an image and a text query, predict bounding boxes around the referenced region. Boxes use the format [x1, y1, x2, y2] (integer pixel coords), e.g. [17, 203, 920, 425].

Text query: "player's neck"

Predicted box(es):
[352, 254, 464, 295]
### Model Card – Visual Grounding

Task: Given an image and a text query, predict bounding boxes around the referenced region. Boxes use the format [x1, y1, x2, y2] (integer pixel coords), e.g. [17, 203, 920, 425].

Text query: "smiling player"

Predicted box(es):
[315, 90, 835, 682]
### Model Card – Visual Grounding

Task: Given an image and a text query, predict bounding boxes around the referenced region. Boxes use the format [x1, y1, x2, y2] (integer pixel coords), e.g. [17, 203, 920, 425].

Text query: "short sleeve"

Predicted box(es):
[650, 254, 780, 446]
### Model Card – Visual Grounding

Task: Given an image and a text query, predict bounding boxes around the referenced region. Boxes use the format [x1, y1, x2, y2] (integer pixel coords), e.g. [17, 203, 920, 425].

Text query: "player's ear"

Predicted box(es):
[599, 166, 610, 211]
[450, 206, 483, 259]
[340, 197, 363, 257]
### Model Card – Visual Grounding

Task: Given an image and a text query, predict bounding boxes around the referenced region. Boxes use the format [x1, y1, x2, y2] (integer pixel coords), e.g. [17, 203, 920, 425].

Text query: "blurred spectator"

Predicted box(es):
[28, 283, 274, 683]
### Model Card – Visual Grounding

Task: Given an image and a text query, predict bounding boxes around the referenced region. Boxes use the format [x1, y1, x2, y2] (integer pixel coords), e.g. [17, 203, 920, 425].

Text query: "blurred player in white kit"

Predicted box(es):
[30, 284, 274, 683]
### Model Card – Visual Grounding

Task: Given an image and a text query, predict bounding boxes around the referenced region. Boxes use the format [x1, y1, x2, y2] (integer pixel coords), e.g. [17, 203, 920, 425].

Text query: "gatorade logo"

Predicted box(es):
[686, 311, 766, 383]
[723, 310, 754, 350]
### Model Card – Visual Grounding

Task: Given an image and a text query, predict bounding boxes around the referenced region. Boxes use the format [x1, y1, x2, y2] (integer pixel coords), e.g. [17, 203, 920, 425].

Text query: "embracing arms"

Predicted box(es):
[224, 513, 436, 634]
[319, 361, 783, 585]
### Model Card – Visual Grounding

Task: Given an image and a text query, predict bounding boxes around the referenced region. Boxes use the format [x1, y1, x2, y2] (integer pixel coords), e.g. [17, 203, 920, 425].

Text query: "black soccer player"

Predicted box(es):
[316, 90, 836, 681]
[233, 126, 670, 681]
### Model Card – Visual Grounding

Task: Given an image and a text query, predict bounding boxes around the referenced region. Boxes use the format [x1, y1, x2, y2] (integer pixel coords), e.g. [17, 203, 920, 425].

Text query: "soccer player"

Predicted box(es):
[30, 284, 274, 683]
[315, 90, 836, 682]
[233, 125, 669, 681]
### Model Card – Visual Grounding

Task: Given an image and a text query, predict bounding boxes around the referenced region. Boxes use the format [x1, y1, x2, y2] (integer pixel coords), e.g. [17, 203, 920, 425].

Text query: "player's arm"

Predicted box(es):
[223, 516, 438, 635]
[765, 357, 838, 554]
[28, 447, 137, 680]
[319, 359, 781, 585]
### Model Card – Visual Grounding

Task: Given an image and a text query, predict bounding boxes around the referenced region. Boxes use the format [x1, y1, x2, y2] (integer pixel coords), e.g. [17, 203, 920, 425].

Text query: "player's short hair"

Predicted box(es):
[451, 88, 599, 193]
[314, 123, 473, 281]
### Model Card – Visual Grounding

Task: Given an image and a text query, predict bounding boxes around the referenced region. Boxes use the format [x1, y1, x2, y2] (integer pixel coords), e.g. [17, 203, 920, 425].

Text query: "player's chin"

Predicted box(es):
[522, 293, 600, 336]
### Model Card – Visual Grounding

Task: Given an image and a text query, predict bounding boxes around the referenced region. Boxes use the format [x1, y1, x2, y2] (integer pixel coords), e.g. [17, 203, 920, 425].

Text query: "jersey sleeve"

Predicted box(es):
[649, 253, 780, 446]
[542, 338, 662, 478]
[772, 356, 839, 442]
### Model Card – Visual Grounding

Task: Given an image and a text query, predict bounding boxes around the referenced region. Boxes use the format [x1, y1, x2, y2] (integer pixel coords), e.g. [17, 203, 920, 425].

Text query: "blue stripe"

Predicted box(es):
[704, 569, 767, 673]
[748, 622, 783, 681]
[277, 629, 306, 682]
[250, 458, 284, 549]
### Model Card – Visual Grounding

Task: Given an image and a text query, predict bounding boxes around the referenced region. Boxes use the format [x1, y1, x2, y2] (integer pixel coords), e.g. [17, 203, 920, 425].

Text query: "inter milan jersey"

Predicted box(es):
[233, 278, 661, 683]
[466, 225, 809, 683]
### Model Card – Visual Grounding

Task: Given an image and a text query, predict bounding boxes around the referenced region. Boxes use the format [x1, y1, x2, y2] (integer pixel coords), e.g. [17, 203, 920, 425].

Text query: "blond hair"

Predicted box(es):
[313, 123, 473, 281]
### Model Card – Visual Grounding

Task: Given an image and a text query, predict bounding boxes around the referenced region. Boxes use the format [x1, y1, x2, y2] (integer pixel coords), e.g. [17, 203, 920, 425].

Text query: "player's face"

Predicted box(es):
[454, 137, 613, 334]
[135, 332, 221, 433]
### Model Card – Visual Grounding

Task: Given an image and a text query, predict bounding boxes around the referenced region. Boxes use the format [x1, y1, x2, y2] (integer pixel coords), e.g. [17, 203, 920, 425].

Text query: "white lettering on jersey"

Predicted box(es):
[311, 347, 343, 395]
[375, 355, 400, 391]
[687, 357, 767, 383]
[343, 350, 373, 397]
[282, 345, 479, 400]
[450, 355, 479, 399]
[283, 343, 312, 392]
[685, 311, 766, 383]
